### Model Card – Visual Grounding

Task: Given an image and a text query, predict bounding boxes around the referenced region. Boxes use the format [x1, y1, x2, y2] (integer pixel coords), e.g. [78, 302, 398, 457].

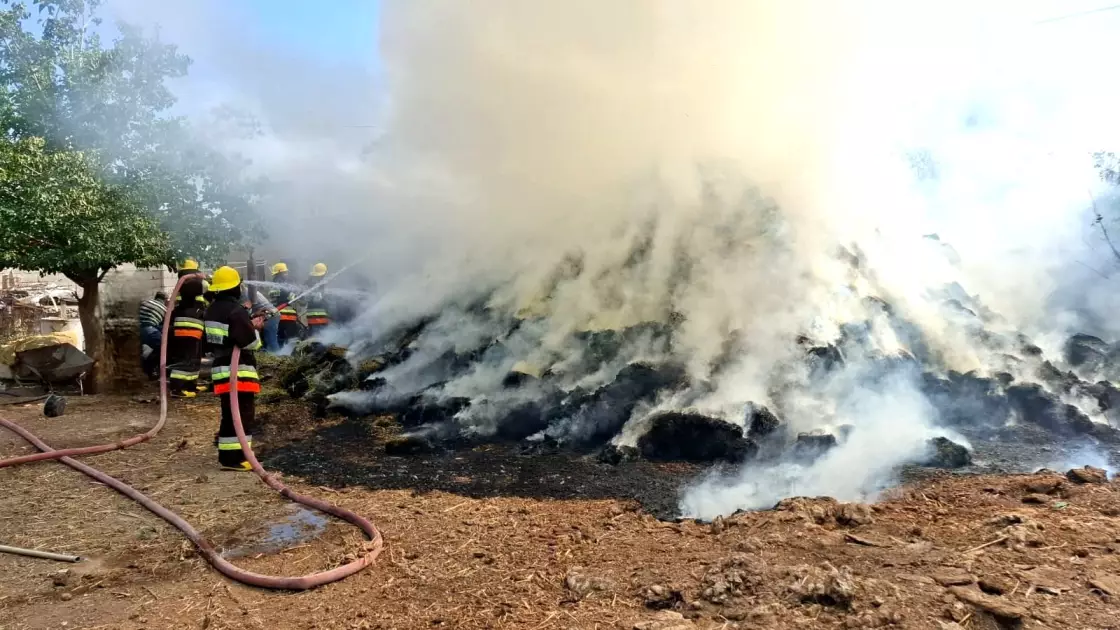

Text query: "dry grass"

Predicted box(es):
[2, 395, 1120, 629]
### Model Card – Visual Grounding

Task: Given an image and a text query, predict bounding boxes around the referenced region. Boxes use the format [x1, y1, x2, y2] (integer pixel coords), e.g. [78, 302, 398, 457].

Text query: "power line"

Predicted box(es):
[1035, 3, 1120, 25]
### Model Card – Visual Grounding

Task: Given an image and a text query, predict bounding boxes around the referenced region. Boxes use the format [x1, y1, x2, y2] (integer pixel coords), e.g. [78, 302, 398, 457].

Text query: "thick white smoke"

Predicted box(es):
[104, 0, 1120, 516]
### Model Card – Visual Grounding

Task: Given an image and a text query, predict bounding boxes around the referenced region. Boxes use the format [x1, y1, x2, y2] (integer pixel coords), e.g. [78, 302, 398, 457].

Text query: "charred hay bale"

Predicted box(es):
[502, 368, 538, 389]
[943, 298, 978, 318]
[356, 357, 387, 381]
[385, 423, 466, 455]
[745, 404, 780, 440]
[493, 388, 569, 441]
[292, 340, 329, 361]
[922, 371, 1009, 429]
[1064, 333, 1109, 371]
[1006, 384, 1094, 436]
[791, 432, 837, 461]
[922, 437, 972, 468]
[1017, 333, 1044, 357]
[805, 344, 844, 376]
[1087, 422, 1120, 444]
[553, 362, 689, 449]
[493, 401, 550, 441]
[281, 342, 351, 399]
[399, 395, 471, 428]
[637, 412, 757, 463]
[1080, 380, 1120, 414]
[598, 444, 640, 465]
[1036, 360, 1085, 394]
[361, 375, 387, 391]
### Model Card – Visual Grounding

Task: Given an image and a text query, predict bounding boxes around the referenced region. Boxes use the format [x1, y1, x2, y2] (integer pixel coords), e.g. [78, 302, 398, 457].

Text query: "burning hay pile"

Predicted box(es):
[264, 228, 1120, 519]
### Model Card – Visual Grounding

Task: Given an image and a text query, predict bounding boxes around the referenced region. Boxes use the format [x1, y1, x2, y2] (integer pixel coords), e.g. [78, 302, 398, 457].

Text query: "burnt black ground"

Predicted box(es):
[259, 407, 1120, 521]
[257, 397, 1120, 521]
[262, 415, 705, 520]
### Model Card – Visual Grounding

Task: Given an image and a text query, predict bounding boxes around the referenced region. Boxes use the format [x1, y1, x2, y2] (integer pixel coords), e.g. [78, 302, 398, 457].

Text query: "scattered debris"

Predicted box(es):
[844, 533, 890, 548]
[642, 584, 684, 610]
[42, 393, 66, 418]
[1067, 466, 1109, 484]
[774, 497, 839, 524]
[835, 503, 874, 527]
[1022, 566, 1073, 595]
[948, 586, 1028, 625]
[632, 610, 694, 630]
[563, 568, 613, 601]
[1089, 574, 1120, 597]
[788, 563, 857, 608]
[700, 554, 763, 604]
[931, 568, 975, 587]
[978, 576, 1013, 595]
[1022, 476, 1066, 495]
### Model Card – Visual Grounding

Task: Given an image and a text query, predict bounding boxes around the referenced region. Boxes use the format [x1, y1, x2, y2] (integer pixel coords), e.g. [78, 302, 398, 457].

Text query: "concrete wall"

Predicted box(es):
[99, 266, 177, 319]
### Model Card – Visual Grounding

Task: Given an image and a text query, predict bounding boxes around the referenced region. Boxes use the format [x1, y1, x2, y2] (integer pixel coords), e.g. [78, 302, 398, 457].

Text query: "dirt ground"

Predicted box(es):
[3, 394, 1120, 630]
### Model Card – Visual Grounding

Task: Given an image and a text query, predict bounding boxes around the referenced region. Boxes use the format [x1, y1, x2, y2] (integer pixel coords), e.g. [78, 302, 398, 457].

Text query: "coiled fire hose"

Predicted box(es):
[0, 275, 383, 590]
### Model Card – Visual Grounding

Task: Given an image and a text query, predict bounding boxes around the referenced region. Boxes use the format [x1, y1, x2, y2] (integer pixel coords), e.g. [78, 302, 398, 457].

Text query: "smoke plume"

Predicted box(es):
[104, 0, 1120, 516]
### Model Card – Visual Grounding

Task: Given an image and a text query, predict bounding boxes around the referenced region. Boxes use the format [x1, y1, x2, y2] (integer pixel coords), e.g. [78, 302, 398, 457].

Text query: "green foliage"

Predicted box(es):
[0, 0, 263, 275]
[0, 136, 167, 281]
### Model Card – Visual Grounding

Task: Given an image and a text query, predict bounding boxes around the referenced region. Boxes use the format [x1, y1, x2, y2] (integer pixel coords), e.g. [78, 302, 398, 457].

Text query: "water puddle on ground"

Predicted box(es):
[220, 504, 328, 559]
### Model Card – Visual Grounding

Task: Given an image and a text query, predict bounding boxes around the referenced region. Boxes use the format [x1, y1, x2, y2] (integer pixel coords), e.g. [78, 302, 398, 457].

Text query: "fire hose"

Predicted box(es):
[0, 275, 383, 590]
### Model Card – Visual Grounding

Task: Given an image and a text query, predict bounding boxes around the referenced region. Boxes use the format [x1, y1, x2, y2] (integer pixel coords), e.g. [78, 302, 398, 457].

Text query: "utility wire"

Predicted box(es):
[1034, 3, 1120, 25]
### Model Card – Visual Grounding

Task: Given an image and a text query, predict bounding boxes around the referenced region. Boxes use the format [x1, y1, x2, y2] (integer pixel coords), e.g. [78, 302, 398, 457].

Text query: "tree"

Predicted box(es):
[1091, 152, 1120, 265]
[0, 136, 169, 381]
[0, 0, 263, 390]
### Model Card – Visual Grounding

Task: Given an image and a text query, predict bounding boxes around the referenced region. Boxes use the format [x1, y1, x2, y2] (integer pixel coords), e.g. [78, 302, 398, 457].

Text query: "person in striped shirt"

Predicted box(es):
[138, 291, 168, 380]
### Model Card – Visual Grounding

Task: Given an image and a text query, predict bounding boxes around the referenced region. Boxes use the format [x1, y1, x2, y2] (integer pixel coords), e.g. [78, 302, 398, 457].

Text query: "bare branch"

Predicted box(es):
[1088, 190, 1120, 264]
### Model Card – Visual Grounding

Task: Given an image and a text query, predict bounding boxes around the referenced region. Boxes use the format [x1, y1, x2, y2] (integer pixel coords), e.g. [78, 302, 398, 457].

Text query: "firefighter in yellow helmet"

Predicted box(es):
[203, 266, 264, 471]
[304, 263, 331, 337]
[267, 262, 301, 347]
[176, 258, 208, 306]
[166, 274, 206, 397]
[173, 257, 210, 392]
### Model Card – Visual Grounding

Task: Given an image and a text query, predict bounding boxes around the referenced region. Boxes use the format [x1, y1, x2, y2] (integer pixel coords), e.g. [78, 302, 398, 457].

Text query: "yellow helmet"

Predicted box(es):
[271, 262, 289, 276]
[310, 262, 328, 277]
[181, 258, 199, 271]
[208, 266, 242, 293]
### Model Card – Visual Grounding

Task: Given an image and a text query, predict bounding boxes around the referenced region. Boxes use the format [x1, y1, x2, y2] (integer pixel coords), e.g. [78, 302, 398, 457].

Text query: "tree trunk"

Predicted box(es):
[76, 278, 105, 394]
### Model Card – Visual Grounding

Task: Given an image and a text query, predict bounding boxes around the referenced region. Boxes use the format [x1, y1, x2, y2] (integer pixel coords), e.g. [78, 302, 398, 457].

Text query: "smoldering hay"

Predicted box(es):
[122, 1, 1120, 516]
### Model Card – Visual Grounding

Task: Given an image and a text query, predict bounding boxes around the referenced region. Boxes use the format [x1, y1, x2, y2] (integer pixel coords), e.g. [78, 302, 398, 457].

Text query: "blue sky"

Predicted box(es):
[236, 0, 380, 65]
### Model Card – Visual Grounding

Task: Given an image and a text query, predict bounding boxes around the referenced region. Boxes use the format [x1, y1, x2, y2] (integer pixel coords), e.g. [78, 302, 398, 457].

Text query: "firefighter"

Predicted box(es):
[203, 266, 264, 471]
[176, 258, 207, 305]
[166, 275, 206, 397]
[304, 262, 331, 337]
[174, 258, 211, 392]
[268, 262, 301, 347]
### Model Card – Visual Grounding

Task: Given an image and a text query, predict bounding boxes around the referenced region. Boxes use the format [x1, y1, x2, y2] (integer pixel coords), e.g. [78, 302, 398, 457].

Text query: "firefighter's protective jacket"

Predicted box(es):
[267, 275, 298, 323]
[168, 278, 206, 386]
[304, 281, 331, 328]
[203, 294, 262, 395]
